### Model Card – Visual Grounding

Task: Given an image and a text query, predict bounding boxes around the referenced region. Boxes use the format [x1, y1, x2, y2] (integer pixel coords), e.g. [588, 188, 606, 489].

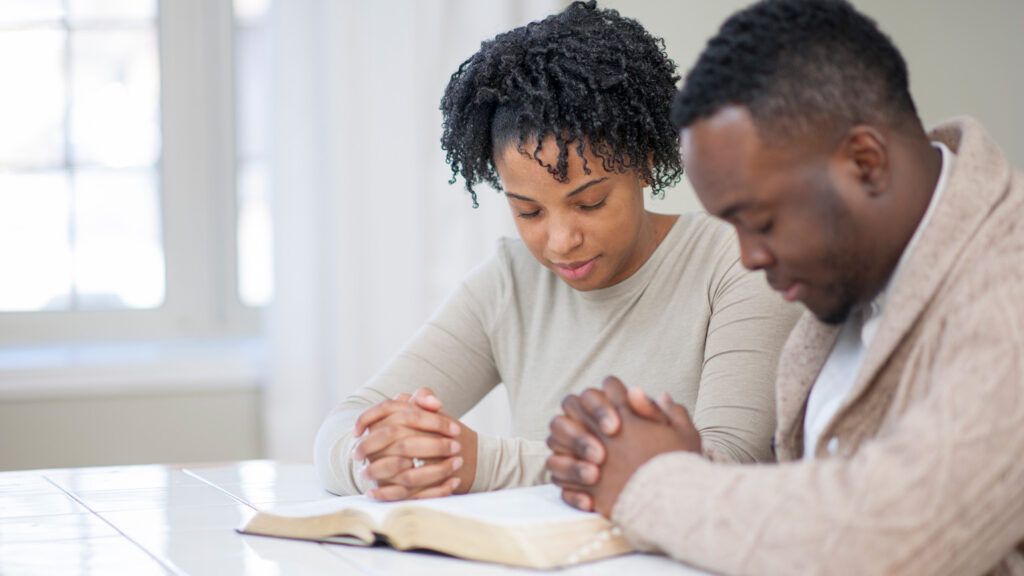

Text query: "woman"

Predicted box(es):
[314, 1, 798, 501]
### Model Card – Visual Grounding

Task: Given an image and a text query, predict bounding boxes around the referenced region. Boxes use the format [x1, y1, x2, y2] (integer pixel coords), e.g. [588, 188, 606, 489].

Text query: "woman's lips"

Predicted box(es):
[554, 257, 598, 281]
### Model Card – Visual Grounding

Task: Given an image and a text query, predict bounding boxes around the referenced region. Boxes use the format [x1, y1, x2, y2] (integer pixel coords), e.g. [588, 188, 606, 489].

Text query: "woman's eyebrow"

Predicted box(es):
[504, 177, 609, 202]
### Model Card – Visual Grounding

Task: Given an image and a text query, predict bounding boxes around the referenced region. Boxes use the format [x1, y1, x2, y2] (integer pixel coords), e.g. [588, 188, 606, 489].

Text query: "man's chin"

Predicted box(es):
[800, 289, 856, 325]
[811, 300, 855, 326]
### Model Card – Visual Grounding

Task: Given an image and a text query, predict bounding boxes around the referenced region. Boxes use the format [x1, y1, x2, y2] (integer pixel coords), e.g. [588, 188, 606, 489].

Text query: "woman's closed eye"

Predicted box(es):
[578, 198, 607, 211]
[517, 208, 542, 219]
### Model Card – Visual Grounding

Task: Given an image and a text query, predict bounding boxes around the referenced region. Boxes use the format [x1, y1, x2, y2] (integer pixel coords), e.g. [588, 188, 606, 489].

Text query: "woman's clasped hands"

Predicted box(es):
[351, 387, 477, 501]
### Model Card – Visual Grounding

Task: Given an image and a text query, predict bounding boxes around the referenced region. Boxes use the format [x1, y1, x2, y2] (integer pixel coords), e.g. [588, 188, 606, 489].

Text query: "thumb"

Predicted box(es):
[627, 387, 669, 424]
[658, 393, 695, 431]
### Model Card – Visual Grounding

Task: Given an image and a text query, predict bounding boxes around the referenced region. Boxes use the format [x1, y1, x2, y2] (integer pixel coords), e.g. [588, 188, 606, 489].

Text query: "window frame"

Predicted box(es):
[0, 0, 260, 346]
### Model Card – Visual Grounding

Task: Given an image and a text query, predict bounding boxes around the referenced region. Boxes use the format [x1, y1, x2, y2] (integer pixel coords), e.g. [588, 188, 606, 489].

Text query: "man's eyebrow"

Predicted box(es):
[718, 201, 754, 221]
[504, 177, 609, 203]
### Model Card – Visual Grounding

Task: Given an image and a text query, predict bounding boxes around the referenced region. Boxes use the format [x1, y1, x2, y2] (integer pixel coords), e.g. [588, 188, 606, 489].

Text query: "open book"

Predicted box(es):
[238, 484, 634, 569]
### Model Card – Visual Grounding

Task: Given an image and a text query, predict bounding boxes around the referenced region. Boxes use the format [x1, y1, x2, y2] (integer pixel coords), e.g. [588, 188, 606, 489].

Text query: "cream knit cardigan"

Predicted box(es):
[613, 117, 1024, 576]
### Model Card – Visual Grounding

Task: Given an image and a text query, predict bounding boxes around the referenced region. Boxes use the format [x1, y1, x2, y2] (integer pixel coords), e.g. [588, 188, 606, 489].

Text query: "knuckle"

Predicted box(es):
[548, 417, 560, 433]
[572, 436, 591, 458]
[572, 462, 588, 482]
[394, 437, 412, 453]
[560, 395, 578, 412]
[546, 435, 558, 450]
[378, 425, 398, 442]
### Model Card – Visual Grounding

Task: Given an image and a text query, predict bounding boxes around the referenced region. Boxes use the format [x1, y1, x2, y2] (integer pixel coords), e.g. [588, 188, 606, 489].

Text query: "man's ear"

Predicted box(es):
[840, 125, 889, 198]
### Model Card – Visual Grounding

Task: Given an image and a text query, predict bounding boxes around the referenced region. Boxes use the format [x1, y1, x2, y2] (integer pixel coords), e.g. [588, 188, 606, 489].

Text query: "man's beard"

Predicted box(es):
[816, 282, 859, 325]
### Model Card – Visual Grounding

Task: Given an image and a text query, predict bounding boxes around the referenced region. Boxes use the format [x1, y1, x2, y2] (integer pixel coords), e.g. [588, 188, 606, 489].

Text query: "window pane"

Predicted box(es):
[0, 30, 65, 167]
[73, 168, 164, 310]
[67, 0, 156, 23]
[0, 1, 64, 25]
[237, 161, 273, 306]
[70, 29, 159, 168]
[236, 24, 269, 160]
[0, 172, 72, 311]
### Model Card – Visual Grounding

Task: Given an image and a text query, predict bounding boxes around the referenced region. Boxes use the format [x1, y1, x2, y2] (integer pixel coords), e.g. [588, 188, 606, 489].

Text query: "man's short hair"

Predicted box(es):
[672, 0, 920, 141]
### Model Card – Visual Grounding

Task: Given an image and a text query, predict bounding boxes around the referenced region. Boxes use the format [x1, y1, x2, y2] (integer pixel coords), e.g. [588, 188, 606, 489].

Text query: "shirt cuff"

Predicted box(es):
[470, 433, 501, 493]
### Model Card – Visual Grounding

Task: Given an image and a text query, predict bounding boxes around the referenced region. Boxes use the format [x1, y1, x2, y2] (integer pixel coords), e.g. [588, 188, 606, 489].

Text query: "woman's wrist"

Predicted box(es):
[453, 422, 478, 493]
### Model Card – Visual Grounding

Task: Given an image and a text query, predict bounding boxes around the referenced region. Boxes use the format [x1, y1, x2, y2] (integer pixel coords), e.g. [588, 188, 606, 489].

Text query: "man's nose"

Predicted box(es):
[738, 234, 774, 271]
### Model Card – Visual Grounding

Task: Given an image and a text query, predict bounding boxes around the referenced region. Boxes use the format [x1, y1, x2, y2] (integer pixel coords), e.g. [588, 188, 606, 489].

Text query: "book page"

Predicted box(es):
[262, 494, 408, 527]
[390, 484, 600, 527]
[264, 484, 595, 527]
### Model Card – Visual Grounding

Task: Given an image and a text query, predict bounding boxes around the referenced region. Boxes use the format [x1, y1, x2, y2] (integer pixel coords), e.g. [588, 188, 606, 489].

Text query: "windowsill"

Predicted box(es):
[0, 338, 266, 400]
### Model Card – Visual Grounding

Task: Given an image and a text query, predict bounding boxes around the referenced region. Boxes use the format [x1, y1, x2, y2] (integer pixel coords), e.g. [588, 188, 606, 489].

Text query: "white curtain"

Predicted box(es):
[265, 0, 562, 461]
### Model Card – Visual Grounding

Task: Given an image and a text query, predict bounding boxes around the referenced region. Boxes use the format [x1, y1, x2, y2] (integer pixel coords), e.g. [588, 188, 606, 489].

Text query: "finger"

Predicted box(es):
[367, 483, 410, 501]
[354, 400, 415, 436]
[558, 487, 594, 512]
[361, 455, 414, 483]
[393, 392, 412, 402]
[659, 392, 697, 431]
[562, 394, 606, 436]
[628, 387, 669, 424]
[550, 476, 596, 494]
[546, 415, 605, 464]
[404, 476, 461, 500]
[352, 422, 399, 457]
[389, 409, 460, 437]
[545, 453, 599, 486]
[600, 375, 630, 408]
[390, 455, 463, 488]
[580, 386, 620, 436]
[410, 387, 444, 412]
[375, 435, 461, 459]
[352, 425, 412, 460]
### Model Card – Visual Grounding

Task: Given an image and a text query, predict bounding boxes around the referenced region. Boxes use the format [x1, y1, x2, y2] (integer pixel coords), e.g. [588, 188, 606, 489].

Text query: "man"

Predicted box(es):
[545, 1, 1024, 574]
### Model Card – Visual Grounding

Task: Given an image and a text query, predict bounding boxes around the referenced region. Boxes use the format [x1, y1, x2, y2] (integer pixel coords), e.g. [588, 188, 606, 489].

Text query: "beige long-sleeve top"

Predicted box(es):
[315, 211, 799, 496]
[611, 119, 1024, 575]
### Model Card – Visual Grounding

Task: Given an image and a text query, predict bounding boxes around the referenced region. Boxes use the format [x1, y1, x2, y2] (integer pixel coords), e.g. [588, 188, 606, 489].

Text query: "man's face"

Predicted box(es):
[494, 137, 650, 291]
[682, 106, 878, 324]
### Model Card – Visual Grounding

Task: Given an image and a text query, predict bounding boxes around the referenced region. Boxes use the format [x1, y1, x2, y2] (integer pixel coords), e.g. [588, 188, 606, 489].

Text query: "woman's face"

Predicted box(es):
[494, 138, 655, 291]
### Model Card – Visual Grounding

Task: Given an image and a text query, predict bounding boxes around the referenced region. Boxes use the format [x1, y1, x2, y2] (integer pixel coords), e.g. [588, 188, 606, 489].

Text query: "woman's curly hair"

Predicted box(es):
[440, 0, 682, 207]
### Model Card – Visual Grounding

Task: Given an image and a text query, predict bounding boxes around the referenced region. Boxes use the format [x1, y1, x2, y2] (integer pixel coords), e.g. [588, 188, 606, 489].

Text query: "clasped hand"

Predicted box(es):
[546, 376, 702, 517]
[351, 387, 476, 501]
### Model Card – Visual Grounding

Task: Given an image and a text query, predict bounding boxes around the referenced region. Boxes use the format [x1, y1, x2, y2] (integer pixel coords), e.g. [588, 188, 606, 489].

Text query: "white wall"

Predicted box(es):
[0, 389, 262, 471]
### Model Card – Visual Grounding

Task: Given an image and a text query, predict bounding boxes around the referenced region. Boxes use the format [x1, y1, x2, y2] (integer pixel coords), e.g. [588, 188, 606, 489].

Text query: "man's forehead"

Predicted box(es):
[680, 107, 762, 210]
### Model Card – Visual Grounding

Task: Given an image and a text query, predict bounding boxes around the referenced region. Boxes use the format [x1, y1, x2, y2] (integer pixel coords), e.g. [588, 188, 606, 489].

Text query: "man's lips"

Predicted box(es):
[553, 257, 599, 281]
[771, 280, 807, 302]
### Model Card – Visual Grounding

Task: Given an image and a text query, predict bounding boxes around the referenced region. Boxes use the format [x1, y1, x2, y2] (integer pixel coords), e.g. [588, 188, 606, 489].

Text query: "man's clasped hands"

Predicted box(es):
[351, 376, 702, 516]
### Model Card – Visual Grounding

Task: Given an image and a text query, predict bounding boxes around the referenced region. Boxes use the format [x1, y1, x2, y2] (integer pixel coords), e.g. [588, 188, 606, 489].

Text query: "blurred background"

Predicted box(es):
[0, 0, 1020, 471]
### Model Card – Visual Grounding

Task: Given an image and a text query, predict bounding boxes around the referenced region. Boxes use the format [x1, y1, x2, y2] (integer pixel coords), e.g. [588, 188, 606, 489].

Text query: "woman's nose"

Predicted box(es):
[546, 216, 584, 256]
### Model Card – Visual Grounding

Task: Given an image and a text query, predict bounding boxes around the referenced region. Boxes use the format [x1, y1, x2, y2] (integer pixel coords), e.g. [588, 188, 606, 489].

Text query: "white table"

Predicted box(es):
[0, 460, 709, 575]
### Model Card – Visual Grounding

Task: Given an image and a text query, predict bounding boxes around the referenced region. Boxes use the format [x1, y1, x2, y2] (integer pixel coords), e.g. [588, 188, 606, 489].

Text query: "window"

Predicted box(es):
[234, 0, 273, 307]
[0, 0, 264, 346]
[0, 1, 162, 313]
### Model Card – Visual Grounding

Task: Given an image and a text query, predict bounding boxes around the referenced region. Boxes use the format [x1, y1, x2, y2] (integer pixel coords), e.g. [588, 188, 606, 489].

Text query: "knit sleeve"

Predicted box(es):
[314, 249, 505, 496]
[693, 235, 800, 463]
[612, 280, 1024, 575]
